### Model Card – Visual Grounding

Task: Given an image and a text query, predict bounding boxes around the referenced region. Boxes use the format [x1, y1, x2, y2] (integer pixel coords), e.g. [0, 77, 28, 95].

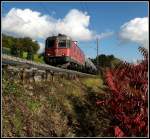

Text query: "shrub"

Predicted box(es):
[96, 47, 148, 137]
[33, 54, 45, 63]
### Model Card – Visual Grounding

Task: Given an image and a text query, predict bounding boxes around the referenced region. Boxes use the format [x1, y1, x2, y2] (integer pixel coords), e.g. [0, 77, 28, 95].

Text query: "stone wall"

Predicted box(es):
[2, 65, 79, 85]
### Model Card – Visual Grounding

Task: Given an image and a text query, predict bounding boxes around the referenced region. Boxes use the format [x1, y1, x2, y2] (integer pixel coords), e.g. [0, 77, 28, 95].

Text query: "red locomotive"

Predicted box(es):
[44, 34, 97, 73]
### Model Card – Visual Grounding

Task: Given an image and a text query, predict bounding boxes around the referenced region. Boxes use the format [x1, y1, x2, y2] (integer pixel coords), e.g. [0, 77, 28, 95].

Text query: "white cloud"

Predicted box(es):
[2, 8, 114, 53]
[119, 17, 148, 49]
[38, 42, 45, 54]
[2, 8, 94, 41]
[95, 31, 114, 40]
[59, 9, 93, 41]
[2, 8, 55, 39]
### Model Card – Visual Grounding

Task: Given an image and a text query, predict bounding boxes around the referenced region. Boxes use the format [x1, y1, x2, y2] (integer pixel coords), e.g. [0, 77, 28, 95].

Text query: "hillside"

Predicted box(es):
[2, 70, 112, 137]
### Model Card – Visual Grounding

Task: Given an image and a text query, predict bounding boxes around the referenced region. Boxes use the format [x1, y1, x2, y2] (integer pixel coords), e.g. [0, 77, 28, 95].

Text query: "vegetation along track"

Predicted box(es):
[2, 54, 97, 81]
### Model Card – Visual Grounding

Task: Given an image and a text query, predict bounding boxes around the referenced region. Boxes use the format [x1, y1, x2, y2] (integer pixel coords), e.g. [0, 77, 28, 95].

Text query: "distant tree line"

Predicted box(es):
[2, 34, 40, 60]
[91, 54, 122, 75]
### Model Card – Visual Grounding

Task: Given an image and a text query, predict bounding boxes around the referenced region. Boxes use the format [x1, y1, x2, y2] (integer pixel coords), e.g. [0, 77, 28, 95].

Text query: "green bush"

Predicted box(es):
[33, 54, 45, 63]
[22, 52, 28, 59]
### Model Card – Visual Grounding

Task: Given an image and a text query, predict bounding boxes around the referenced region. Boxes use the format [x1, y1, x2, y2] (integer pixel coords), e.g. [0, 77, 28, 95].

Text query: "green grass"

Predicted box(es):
[80, 77, 104, 92]
[2, 75, 24, 97]
[12, 108, 23, 136]
[26, 100, 41, 113]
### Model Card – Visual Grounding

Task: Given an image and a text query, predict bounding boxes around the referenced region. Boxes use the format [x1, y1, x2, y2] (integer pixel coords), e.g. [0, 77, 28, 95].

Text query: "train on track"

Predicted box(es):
[44, 34, 97, 74]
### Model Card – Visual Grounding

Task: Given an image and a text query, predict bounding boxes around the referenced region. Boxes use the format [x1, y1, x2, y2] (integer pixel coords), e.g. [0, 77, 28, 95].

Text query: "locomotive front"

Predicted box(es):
[44, 34, 72, 65]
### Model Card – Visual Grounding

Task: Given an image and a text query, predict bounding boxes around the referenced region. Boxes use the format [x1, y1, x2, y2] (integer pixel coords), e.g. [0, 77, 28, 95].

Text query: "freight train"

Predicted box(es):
[44, 34, 97, 74]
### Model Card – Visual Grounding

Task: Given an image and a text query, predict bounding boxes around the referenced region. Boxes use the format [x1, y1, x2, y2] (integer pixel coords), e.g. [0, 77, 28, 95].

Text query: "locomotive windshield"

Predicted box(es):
[46, 39, 55, 48]
[59, 40, 66, 47]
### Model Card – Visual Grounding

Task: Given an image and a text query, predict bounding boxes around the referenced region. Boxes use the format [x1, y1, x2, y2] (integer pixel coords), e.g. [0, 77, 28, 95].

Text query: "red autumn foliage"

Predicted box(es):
[97, 47, 148, 137]
[114, 126, 125, 137]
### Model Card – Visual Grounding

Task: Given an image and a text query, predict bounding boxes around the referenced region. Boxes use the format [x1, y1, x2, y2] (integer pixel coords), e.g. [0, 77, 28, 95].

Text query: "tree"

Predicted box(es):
[21, 37, 40, 54]
[31, 40, 40, 54]
[11, 44, 18, 56]
[27, 45, 34, 60]
[10, 39, 21, 57]
[91, 54, 121, 69]
[2, 34, 40, 58]
[2, 34, 16, 48]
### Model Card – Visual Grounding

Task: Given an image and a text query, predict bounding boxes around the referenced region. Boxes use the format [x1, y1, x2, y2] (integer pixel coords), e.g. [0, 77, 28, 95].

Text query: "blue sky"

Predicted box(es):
[2, 1, 148, 62]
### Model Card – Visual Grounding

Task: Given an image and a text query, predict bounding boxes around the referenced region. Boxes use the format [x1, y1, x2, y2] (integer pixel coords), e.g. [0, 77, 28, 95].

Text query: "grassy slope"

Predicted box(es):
[2, 72, 112, 137]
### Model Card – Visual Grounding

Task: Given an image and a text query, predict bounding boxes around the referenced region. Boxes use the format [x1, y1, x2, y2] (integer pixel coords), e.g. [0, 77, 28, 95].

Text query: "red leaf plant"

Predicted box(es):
[97, 47, 148, 137]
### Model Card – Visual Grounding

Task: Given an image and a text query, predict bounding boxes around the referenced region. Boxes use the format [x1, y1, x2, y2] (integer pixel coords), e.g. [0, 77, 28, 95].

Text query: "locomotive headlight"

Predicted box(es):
[62, 53, 65, 56]
[47, 53, 51, 56]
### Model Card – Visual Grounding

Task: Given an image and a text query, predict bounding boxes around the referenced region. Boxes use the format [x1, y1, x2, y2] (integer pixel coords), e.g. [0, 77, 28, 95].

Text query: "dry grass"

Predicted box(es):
[2, 72, 111, 137]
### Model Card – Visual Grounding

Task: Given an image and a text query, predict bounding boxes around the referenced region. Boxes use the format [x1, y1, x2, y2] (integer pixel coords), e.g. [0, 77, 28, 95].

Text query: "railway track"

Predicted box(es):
[2, 54, 97, 78]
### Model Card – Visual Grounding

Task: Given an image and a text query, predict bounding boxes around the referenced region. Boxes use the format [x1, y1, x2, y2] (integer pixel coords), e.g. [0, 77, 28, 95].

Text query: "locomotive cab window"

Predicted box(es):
[59, 40, 66, 48]
[46, 39, 55, 48]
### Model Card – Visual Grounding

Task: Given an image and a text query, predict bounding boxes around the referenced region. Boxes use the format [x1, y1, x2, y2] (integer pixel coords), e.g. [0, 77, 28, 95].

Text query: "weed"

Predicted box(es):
[12, 108, 23, 136]
[26, 100, 41, 113]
